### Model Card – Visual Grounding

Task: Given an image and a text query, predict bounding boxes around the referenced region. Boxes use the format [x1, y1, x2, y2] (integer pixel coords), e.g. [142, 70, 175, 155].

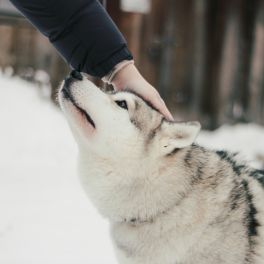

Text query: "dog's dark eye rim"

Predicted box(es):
[115, 100, 128, 110]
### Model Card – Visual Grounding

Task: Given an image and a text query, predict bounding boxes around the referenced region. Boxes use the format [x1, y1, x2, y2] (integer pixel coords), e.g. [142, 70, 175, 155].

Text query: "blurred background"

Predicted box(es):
[0, 1, 264, 263]
[0, 0, 263, 129]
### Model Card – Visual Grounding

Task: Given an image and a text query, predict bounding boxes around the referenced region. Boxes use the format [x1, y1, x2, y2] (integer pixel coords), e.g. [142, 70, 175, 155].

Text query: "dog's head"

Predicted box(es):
[58, 72, 201, 161]
[58, 71, 201, 221]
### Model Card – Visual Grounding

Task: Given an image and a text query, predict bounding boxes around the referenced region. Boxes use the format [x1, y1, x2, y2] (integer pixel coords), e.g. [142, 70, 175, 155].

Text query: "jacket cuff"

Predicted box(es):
[90, 46, 133, 78]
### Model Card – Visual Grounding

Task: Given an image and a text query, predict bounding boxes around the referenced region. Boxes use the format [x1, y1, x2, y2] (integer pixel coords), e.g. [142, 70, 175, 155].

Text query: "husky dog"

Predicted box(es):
[59, 71, 264, 264]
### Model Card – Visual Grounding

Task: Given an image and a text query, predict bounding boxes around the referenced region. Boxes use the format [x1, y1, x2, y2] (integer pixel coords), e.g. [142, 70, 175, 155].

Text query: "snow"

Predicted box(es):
[0, 74, 263, 264]
[198, 124, 264, 169]
[0, 74, 116, 264]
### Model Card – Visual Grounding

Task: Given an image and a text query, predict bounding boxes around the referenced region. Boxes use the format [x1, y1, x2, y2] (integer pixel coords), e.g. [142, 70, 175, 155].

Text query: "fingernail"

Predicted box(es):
[167, 112, 174, 121]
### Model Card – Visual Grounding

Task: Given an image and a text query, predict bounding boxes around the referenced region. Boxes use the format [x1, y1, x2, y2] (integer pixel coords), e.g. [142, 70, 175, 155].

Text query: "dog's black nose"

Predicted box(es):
[70, 70, 83, 80]
[64, 70, 83, 90]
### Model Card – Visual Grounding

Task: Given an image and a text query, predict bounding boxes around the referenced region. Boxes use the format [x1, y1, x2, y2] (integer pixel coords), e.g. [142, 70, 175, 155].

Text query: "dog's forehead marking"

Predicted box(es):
[110, 89, 165, 150]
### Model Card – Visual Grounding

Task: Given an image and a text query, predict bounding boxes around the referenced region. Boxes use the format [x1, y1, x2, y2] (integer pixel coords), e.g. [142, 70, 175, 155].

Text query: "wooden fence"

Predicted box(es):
[0, 0, 263, 129]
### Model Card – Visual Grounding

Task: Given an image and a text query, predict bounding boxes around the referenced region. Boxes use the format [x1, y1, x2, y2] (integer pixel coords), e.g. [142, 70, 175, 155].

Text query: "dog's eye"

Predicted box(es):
[115, 100, 128, 110]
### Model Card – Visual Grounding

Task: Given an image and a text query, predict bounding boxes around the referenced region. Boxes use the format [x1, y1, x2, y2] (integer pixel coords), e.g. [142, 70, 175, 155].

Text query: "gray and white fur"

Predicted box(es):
[59, 75, 264, 264]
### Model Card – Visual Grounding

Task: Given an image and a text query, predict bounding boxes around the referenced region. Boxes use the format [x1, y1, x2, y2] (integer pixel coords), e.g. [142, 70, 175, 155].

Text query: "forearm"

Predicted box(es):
[10, 0, 133, 77]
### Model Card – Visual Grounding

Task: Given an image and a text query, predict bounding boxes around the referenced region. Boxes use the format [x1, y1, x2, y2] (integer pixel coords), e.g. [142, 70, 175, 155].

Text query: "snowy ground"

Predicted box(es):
[0, 75, 263, 264]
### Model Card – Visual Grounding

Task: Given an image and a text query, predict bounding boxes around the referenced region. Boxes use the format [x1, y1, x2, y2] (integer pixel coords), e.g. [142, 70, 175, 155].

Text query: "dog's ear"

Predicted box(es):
[159, 121, 201, 155]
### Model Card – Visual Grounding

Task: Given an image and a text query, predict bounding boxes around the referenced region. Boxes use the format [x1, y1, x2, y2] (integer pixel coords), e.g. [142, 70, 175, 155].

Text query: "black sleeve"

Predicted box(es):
[9, 0, 133, 77]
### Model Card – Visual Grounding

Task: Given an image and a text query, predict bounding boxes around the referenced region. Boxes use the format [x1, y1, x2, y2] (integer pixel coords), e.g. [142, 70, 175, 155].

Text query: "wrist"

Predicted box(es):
[102, 60, 134, 88]
[112, 63, 138, 90]
[102, 61, 146, 90]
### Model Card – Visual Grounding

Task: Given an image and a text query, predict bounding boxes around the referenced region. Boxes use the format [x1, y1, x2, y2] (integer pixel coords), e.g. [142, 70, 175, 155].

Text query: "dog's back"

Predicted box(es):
[112, 145, 264, 264]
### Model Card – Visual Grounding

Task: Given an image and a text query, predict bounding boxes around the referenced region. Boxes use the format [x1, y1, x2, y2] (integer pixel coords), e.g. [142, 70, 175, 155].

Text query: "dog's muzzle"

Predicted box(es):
[61, 71, 96, 128]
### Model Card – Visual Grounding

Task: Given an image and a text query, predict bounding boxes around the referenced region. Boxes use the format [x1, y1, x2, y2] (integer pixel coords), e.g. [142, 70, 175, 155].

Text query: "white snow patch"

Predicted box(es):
[0, 74, 263, 263]
[0, 75, 116, 264]
[198, 124, 264, 169]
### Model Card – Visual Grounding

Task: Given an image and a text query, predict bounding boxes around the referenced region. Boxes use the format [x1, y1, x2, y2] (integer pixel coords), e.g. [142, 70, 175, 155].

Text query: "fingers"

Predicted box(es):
[135, 87, 174, 121]
[152, 95, 174, 121]
[135, 86, 173, 120]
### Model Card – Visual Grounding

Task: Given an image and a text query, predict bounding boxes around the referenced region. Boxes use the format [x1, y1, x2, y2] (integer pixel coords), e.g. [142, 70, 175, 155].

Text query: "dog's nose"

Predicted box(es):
[64, 70, 83, 89]
[70, 70, 83, 80]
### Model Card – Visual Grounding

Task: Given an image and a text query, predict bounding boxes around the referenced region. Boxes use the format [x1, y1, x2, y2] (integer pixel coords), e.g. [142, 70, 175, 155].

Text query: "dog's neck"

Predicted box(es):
[120, 195, 183, 226]
[79, 148, 193, 224]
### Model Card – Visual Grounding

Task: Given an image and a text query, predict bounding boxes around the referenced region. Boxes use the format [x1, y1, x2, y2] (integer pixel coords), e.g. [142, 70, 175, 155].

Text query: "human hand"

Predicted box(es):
[110, 63, 173, 121]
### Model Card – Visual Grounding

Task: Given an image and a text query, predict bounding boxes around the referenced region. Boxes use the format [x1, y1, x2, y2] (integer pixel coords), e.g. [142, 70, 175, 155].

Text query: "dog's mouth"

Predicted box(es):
[62, 87, 96, 128]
